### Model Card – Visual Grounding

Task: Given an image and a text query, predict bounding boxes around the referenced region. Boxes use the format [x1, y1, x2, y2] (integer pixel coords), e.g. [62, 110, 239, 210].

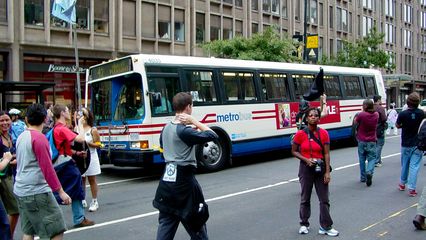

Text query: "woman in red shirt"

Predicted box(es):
[291, 107, 339, 237]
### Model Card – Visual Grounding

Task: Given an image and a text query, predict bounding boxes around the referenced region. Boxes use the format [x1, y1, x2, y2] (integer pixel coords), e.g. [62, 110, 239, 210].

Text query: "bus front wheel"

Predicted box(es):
[197, 138, 229, 172]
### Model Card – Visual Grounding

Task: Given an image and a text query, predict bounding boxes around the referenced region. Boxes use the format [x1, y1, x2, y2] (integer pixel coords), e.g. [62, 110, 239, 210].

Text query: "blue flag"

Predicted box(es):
[51, 0, 76, 24]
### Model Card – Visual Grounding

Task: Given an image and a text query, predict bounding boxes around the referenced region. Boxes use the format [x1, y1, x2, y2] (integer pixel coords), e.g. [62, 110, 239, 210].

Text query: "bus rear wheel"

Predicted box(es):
[197, 138, 229, 172]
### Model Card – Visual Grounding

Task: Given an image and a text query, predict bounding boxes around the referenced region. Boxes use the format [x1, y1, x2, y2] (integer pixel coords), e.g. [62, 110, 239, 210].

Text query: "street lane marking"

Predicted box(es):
[91, 177, 145, 187]
[360, 203, 418, 232]
[65, 152, 402, 234]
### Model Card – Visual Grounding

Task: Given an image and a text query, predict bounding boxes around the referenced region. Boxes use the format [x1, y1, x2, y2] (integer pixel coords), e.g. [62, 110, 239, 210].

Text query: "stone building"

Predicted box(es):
[0, 0, 425, 108]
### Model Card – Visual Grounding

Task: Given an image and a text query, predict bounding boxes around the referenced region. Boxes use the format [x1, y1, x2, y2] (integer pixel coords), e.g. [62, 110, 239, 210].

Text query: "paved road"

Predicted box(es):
[16, 135, 426, 239]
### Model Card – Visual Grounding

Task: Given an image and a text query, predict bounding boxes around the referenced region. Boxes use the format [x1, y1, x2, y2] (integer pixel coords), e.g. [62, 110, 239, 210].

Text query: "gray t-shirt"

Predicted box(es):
[160, 122, 218, 167]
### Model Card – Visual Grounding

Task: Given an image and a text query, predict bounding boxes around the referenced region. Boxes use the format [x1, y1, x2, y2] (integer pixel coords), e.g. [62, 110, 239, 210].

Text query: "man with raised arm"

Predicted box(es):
[153, 92, 218, 240]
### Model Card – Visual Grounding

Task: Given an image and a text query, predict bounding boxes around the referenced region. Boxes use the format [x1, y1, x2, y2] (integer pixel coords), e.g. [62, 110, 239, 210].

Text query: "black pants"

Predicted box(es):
[156, 211, 208, 240]
[298, 162, 333, 229]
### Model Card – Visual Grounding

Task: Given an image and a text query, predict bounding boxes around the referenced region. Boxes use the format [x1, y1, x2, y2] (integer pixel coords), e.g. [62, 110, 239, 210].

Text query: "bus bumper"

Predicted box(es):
[99, 149, 164, 167]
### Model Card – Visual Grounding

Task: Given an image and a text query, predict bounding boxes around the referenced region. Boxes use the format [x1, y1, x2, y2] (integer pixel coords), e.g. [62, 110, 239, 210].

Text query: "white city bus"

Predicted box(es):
[85, 54, 385, 172]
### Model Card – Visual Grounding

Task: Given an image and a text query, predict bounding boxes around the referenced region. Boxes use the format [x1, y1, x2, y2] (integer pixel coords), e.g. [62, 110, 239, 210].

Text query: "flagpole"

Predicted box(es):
[73, 23, 81, 110]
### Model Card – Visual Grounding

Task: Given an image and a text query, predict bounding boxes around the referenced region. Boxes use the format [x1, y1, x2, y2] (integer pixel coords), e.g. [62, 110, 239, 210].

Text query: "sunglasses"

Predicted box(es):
[308, 114, 319, 117]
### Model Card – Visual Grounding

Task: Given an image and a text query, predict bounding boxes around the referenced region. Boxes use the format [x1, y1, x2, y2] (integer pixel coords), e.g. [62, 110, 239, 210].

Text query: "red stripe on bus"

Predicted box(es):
[252, 110, 275, 114]
[252, 116, 276, 120]
[340, 104, 362, 108]
[99, 130, 162, 136]
[340, 109, 359, 112]
[97, 123, 165, 130]
[128, 124, 166, 129]
[201, 113, 217, 122]
[201, 120, 217, 124]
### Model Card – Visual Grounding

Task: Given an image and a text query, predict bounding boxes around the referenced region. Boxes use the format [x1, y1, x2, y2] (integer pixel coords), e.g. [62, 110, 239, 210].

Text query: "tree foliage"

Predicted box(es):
[320, 27, 394, 70]
[201, 27, 302, 62]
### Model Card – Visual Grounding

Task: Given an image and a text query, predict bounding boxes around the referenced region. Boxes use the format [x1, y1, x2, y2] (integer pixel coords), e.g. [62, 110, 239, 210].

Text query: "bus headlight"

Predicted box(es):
[130, 141, 149, 149]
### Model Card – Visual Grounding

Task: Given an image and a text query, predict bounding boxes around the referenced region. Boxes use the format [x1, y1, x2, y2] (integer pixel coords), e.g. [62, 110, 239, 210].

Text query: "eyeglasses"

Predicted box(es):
[308, 114, 319, 117]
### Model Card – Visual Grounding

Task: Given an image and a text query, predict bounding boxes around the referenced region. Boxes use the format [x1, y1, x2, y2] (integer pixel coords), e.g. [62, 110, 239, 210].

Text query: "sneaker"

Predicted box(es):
[409, 189, 417, 197]
[366, 174, 372, 187]
[398, 183, 405, 191]
[82, 200, 87, 208]
[375, 162, 382, 167]
[319, 227, 339, 237]
[89, 200, 99, 212]
[298, 226, 309, 234]
[413, 215, 426, 230]
[74, 218, 95, 228]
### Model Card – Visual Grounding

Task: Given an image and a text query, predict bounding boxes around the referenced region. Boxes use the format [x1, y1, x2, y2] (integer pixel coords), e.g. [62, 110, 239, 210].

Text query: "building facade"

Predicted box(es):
[0, 0, 425, 108]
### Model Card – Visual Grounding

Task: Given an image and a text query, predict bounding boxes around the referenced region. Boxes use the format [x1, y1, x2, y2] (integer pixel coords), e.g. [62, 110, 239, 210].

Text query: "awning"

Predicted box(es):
[0, 81, 56, 109]
[0, 81, 55, 92]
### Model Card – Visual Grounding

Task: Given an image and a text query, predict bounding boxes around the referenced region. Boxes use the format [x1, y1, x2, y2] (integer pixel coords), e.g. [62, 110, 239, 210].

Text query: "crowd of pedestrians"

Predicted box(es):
[0, 103, 101, 239]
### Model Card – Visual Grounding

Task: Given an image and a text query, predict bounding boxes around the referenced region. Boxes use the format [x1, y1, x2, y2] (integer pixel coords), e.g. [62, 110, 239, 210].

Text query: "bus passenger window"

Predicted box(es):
[222, 71, 256, 102]
[363, 76, 377, 97]
[260, 73, 289, 101]
[343, 76, 362, 98]
[293, 74, 314, 100]
[323, 75, 342, 99]
[186, 70, 217, 103]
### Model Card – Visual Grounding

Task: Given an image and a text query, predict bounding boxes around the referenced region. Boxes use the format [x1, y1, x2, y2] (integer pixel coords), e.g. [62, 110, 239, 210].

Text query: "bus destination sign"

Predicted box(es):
[90, 57, 132, 81]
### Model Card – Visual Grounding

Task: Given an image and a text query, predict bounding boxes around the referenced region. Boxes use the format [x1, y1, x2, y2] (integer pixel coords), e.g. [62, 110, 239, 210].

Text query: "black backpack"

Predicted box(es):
[417, 119, 426, 151]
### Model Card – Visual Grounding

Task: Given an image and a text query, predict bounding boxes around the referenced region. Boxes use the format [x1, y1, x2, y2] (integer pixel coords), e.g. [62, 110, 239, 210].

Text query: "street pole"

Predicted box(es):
[73, 24, 81, 109]
[303, 0, 308, 63]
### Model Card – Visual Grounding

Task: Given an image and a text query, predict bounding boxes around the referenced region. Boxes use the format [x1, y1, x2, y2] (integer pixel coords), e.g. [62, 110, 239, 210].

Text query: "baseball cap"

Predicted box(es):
[8, 108, 21, 115]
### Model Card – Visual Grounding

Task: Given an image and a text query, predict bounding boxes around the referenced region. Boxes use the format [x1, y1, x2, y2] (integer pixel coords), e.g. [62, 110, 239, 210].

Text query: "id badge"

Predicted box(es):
[163, 163, 177, 182]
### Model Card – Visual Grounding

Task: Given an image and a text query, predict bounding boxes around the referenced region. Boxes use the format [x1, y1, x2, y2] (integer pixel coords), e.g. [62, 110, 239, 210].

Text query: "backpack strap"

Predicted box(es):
[53, 126, 66, 157]
[303, 127, 325, 158]
[418, 119, 426, 134]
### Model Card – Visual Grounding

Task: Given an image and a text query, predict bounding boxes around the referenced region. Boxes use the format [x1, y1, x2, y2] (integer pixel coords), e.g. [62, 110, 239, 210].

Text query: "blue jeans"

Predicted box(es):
[0, 199, 11, 240]
[71, 199, 85, 225]
[358, 141, 376, 181]
[400, 146, 423, 190]
[375, 137, 385, 164]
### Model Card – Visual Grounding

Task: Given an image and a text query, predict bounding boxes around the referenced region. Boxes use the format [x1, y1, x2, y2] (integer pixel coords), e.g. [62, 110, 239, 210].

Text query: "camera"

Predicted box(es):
[313, 159, 324, 173]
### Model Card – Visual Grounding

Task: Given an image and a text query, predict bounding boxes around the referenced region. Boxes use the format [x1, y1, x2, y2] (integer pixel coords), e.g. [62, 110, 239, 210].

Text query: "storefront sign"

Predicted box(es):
[24, 62, 87, 73]
[47, 64, 85, 73]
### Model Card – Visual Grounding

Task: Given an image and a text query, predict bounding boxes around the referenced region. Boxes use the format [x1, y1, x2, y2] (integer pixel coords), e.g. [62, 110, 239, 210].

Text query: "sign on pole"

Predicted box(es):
[51, 0, 81, 109]
[305, 34, 319, 63]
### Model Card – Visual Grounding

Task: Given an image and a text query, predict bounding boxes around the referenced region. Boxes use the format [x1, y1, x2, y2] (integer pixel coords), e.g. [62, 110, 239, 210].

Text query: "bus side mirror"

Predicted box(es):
[151, 92, 162, 107]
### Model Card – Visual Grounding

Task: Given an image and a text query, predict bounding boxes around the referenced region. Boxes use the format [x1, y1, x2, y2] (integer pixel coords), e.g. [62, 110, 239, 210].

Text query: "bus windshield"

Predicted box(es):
[92, 80, 112, 121]
[91, 73, 144, 122]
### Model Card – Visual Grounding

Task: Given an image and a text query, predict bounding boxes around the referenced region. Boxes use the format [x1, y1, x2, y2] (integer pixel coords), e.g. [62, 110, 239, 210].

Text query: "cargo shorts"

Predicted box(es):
[16, 192, 67, 239]
[0, 176, 19, 215]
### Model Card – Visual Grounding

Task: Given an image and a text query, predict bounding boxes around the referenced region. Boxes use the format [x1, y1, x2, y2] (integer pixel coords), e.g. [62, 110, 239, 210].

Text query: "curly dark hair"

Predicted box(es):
[306, 107, 321, 118]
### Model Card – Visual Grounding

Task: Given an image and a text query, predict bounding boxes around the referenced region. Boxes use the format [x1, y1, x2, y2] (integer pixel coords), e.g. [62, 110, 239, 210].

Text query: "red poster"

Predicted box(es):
[276, 100, 341, 129]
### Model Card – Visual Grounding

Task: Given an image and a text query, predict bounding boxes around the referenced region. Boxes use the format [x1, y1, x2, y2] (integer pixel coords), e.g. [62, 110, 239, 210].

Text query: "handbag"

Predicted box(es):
[71, 141, 91, 175]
